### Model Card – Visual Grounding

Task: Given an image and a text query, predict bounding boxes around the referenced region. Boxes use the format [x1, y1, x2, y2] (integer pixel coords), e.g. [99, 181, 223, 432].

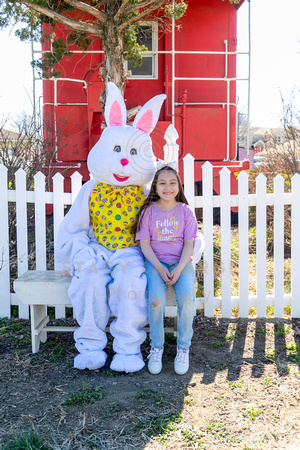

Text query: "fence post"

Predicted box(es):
[183, 153, 195, 211]
[15, 169, 29, 319]
[71, 171, 83, 204]
[274, 174, 285, 318]
[34, 172, 47, 270]
[0, 165, 11, 318]
[163, 124, 179, 164]
[53, 172, 65, 318]
[256, 173, 267, 318]
[220, 167, 231, 318]
[291, 173, 300, 317]
[202, 161, 214, 317]
[238, 170, 249, 318]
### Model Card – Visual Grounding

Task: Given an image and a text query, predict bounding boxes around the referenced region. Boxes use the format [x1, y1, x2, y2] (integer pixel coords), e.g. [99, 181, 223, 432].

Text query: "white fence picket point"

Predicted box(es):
[183, 153, 195, 211]
[34, 172, 46, 270]
[202, 162, 214, 317]
[71, 171, 83, 205]
[291, 174, 300, 317]
[0, 165, 11, 318]
[220, 167, 231, 318]
[238, 170, 249, 317]
[163, 124, 179, 163]
[15, 168, 29, 319]
[53, 172, 65, 318]
[256, 174, 267, 317]
[274, 175, 285, 318]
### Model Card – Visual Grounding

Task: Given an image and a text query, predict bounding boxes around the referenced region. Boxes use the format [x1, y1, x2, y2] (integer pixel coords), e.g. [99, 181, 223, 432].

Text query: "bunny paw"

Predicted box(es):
[74, 350, 107, 370]
[110, 353, 145, 373]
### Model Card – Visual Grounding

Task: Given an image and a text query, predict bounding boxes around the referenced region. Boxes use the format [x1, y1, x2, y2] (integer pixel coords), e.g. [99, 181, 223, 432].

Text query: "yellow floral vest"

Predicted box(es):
[89, 182, 146, 250]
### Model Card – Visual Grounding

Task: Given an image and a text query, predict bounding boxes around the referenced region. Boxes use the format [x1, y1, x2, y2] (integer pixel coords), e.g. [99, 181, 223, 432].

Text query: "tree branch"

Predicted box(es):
[124, 0, 162, 16]
[114, 0, 130, 23]
[63, 0, 107, 23]
[118, 0, 165, 32]
[20, 1, 102, 36]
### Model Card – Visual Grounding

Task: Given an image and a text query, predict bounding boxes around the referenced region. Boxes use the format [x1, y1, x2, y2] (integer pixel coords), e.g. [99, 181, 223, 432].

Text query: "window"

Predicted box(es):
[126, 23, 158, 79]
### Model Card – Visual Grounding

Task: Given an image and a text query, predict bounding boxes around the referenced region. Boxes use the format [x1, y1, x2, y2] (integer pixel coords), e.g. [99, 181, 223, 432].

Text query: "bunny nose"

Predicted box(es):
[120, 158, 129, 166]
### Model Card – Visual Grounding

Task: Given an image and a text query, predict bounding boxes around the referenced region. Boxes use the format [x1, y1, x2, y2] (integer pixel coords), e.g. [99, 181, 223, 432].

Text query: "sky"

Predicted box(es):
[0, 0, 300, 130]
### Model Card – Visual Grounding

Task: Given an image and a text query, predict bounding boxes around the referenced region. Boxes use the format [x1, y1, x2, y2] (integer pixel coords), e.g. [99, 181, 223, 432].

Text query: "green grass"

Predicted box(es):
[134, 412, 182, 438]
[274, 323, 290, 337]
[1, 428, 50, 450]
[242, 407, 264, 421]
[135, 388, 168, 408]
[206, 422, 237, 444]
[62, 385, 106, 406]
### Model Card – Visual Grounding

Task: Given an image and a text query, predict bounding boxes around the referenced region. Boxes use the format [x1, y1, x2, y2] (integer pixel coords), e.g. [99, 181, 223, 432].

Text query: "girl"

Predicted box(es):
[135, 163, 198, 375]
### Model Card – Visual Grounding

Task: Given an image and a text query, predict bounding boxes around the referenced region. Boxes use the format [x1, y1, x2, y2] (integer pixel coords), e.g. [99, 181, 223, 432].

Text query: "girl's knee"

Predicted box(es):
[152, 300, 162, 307]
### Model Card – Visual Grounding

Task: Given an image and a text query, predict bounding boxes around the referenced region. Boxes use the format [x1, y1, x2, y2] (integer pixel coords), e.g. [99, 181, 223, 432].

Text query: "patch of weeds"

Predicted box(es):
[264, 349, 278, 363]
[206, 422, 236, 443]
[64, 359, 74, 368]
[284, 305, 291, 316]
[108, 403, 125, 413]
[214, 395, 224, 400]
[211, 363, 227, 371]
[203, 330, 214, 336]
[229, 323, 239, 330]
[165, 332, 177, 343]
[286, 342, 300, 362]
[213, 340, 227, 349]
[227, 331, 239, 339]
[242, 407, 264, 421]
[184, 397, 194, 406]
[261, 377, 277, 386]
[181, 426, 205, 446]
[275, 323, 290, 337]
[62, 385, 106, 406]
[3, 319, 31, 346]
[102, 369, 116, 377]
[229, 379, 247, 390]
[47, 343, 66, 362]
[249, 307, 257, 316]
[13, 349, 26, 357]
[134, 412, 182, 438]
[256, 326, 266, 334]
[135, 388, 168, 408]
[1, 428, 50, 450]
[30, 355, 45, 366]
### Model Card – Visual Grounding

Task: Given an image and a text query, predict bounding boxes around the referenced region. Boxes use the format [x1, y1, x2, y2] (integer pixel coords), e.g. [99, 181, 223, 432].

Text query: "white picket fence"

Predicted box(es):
[1, 157, 300, 320]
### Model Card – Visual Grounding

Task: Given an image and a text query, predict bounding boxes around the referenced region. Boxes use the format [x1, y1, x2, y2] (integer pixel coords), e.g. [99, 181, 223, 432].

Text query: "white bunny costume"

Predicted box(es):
[55, 82, 166, 372]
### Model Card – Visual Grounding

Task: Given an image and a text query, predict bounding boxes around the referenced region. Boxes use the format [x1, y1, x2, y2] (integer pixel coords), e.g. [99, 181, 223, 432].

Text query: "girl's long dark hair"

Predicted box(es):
[132, 166, 189, 234]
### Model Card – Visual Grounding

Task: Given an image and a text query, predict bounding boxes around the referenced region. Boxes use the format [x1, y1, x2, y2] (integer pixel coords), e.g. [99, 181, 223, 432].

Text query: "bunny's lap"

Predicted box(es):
[68, 242, 148, 366]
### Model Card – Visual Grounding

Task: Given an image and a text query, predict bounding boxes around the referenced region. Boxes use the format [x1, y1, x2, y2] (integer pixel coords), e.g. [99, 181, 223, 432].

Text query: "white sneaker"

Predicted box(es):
[174, 347, 189, 375]
[147, 347, 163, 374]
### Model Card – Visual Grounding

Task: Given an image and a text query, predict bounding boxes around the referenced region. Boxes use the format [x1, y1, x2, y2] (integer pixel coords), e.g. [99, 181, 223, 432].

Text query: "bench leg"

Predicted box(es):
[30, 305, 48, 353]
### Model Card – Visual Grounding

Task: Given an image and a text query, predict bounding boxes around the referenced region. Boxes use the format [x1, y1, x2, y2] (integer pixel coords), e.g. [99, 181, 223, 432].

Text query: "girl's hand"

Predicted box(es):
[167, 266, 182, 285]
[158, 265, 173, 283]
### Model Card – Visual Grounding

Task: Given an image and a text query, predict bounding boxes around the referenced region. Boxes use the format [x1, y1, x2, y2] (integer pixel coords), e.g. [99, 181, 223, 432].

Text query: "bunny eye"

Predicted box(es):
[130, 148, 137, 155]
[113, 145, 121, 152]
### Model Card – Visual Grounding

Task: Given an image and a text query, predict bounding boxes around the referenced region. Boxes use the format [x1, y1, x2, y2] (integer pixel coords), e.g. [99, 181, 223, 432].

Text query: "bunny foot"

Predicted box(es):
[110, 353, 145, 373]
[74, 350, 107, 370]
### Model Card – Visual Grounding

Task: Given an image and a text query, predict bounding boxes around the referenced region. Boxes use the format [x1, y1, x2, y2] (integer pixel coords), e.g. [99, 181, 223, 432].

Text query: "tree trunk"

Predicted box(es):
[98, 14, 126, 111]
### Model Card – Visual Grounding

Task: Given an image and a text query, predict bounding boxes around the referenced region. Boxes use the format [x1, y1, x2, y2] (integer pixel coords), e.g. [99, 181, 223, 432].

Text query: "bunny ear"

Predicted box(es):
[133, 94, 166, 134]
[104, 82, 127, 127]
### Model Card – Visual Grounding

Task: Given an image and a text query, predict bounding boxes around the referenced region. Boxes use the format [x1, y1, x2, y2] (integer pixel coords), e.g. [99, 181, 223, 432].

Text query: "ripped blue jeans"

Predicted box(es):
[145, 259, 196, 350]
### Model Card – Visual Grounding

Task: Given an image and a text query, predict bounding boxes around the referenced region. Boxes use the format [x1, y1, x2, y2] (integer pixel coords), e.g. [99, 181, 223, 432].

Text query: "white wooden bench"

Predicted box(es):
[13, 270, 182, 353]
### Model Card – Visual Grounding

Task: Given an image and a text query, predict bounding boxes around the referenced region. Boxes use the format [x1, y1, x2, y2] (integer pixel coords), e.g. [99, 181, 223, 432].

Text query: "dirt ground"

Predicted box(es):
[0, 312, 300, 449]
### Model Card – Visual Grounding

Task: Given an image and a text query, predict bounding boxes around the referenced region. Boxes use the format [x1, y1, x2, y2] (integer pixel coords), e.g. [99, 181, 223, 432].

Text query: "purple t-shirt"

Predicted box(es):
[135, 202, 198, 263]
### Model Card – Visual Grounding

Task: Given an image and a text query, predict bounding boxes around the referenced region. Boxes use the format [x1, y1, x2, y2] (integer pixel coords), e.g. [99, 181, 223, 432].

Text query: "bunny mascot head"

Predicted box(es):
[55, 83, 166, 372]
